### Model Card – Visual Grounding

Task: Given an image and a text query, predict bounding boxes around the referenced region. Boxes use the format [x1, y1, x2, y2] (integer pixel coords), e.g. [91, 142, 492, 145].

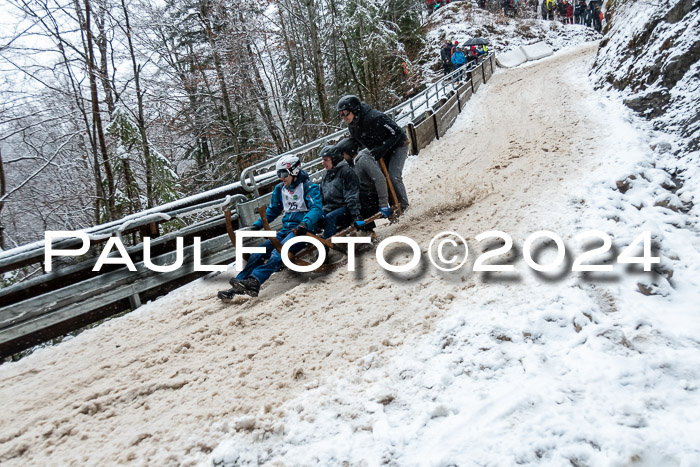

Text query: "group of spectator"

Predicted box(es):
[440, 40, 487, 77]
[218, 96, 409, 300]
[541, 0, 604, 31]
[500, 0, 521, 17]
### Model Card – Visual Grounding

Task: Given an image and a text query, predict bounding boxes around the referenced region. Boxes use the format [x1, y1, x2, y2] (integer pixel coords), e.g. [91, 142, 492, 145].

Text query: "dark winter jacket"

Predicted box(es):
[350, 149, 389, 207]
[320, 160, 363, 221]
[348, 103, 407, 162]
[440, 43, 452, 64]
[253, 169, 323, 232]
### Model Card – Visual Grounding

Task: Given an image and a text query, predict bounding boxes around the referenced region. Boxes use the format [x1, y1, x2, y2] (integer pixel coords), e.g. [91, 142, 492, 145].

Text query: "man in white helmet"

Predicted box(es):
[218, 154, 323, 299]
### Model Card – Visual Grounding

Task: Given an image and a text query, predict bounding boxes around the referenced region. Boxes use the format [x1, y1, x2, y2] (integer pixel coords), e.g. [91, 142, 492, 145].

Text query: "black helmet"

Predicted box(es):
[319, 145, 343, 167]
[336, 95, 361, 115]
[336, 137, 358, 157]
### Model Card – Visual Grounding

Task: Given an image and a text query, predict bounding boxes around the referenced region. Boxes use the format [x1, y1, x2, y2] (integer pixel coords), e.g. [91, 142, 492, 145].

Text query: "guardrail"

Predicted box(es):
[0, 55, 495, 359]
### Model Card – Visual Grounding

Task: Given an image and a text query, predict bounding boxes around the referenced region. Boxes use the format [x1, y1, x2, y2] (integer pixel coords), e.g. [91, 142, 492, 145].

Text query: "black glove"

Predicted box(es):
[295, 223, 308, 236]
[359, 221, 374, 232]
[250, 224, 262, 231]
[370, 146, 385, 161]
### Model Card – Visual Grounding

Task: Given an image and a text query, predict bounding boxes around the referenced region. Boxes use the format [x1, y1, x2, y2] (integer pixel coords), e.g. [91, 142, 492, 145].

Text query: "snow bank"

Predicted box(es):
[520, 41, 554, 60]
[497, 42, 554, 67]
[496, 47, 527, 68]
[592, 0, 700, 150]
[420, 3, 600, 82]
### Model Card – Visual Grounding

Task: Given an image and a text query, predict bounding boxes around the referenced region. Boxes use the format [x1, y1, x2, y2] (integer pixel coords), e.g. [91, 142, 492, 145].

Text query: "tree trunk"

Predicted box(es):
[342, 37, 365, 101]
[305, 0, 329, 123]
[244, 37, 285, 154]
[278, 10, 311, 143]
[122, 0, 151, 208]
[200, 9, 242, 175]
[0, 147, 5, 250]
[94, 0, 115, 116]
[82, 0, 116, 220]
[255, 34, 292, 150]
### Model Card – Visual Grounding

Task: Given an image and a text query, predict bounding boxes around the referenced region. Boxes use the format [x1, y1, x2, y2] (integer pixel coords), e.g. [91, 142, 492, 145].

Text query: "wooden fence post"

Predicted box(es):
[407, 123, 419, 155]
[428, 110, 438, 140]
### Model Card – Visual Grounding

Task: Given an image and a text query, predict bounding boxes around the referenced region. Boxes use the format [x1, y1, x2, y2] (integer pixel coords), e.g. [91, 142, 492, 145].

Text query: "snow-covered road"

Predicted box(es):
[2, 42, 699, 466]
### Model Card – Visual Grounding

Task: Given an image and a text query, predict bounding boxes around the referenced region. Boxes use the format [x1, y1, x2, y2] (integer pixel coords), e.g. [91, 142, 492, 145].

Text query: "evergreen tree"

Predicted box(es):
[106, 106, 180, 219]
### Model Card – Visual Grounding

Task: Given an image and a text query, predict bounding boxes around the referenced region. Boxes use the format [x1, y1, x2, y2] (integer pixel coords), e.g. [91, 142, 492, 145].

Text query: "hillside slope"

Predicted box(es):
[593, 0, 699, 150]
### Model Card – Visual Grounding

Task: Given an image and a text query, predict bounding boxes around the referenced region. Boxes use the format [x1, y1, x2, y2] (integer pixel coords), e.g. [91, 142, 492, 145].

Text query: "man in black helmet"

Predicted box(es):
[336, 95, 410, 211]
[319, 144, 365, 238]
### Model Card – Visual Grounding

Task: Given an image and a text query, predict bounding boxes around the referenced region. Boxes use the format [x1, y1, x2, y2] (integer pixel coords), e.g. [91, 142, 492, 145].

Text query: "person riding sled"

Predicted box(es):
[338, 138, 391, 222]
[318, 145, 366, 238]
[217, 155, 323, 299]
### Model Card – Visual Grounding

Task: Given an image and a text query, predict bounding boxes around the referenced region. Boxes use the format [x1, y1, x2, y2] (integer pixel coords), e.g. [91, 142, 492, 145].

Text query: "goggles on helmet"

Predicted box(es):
[338, 110, 351, 118]
[277, 169, 290, 179]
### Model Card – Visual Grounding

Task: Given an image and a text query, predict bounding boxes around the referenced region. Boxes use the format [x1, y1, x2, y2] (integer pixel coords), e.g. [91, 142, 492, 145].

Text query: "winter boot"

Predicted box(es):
[228, 277, 260, 297]
[217, 288, 241, 301]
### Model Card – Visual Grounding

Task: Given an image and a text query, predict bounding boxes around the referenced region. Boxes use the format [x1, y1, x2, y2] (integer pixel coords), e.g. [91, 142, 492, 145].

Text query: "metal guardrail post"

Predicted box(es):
[113, 230, 142, 310]
[128, 286, 142, 310]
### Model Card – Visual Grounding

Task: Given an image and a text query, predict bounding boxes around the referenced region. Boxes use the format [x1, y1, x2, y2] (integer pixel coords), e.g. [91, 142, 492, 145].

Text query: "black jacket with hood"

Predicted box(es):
[320, 160, 363, 221]
[348, 103, 407, 163]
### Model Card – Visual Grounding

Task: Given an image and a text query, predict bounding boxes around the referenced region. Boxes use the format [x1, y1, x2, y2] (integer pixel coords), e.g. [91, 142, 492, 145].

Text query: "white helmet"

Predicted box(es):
[275, 154, 301, 178]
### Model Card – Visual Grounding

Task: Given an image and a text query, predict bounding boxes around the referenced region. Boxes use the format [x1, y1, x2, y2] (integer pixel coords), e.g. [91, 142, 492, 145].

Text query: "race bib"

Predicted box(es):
[282, 183, 308, 213]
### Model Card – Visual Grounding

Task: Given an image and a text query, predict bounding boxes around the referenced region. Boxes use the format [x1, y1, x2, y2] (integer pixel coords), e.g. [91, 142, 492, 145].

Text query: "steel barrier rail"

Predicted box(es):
[240, 130, 348, 195]
[0, 192, 250, 275]
[0, 228, 276, 357]
[386, 57, 485, 124]
[0, 206, 245, 305]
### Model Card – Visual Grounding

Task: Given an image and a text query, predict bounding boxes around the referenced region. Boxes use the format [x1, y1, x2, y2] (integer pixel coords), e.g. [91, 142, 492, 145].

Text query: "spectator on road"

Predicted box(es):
[451, 45, 467, 79]
[440, 40, 453, 76]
